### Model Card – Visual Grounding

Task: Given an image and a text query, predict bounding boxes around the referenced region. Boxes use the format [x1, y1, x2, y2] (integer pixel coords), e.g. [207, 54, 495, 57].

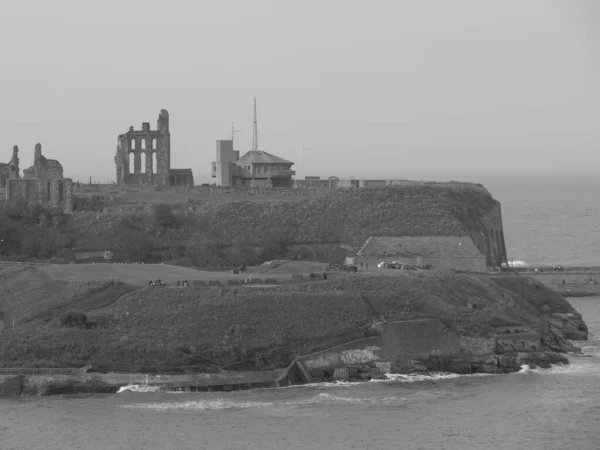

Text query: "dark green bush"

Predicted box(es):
[60, 309, 88, 328]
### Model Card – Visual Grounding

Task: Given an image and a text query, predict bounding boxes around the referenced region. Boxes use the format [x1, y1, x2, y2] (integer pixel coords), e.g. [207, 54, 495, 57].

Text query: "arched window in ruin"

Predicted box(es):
[129, 152, 135, 174]
[152, 138, 157, 150]
[47, 181, 51, 201]
[141, 139, 146, 150]
[131, 139, 136, 150]
[140, 152, 147, 174]
[58, 182, 64, 202]
[152, 152, 157, 174]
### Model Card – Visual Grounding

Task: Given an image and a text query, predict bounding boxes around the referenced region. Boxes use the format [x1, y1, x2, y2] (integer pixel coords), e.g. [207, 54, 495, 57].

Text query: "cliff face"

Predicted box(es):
[70, 183, 509, 267]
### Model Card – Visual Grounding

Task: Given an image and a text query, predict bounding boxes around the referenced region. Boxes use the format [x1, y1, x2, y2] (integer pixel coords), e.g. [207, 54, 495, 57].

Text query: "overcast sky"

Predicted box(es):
[0, 0, 598, 183]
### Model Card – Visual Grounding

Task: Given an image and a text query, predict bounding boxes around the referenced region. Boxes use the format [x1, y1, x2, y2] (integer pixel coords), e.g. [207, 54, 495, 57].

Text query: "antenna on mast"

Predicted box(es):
[253, 95, 258, 151]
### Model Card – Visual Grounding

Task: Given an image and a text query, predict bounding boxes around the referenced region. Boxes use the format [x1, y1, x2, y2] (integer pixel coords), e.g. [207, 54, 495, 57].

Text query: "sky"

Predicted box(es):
[0, 0, 598, 183]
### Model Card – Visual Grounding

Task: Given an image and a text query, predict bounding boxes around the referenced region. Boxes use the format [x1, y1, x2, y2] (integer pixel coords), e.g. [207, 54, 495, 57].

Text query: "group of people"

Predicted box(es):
[147, 279, 190, 287]
[231, 263, 248, 275]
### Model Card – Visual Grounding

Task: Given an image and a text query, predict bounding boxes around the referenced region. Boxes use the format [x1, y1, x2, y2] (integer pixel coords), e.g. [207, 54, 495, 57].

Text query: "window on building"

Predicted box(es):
[152, 138, 157, 150]
[141, 139, 146, 150]
[131, 139, 136, 150]
[140, 152, 146, 174]
[152, 152, 157, 174]
[129, 152, 135, 174]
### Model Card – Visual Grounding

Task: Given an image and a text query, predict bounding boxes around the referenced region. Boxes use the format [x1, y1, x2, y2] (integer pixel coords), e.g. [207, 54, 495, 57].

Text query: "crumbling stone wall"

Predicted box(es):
[6, 178, 73, 213]
[23, 143, 63, 179]
[0, 145, 20, 188]
[115, 109, 170, 188]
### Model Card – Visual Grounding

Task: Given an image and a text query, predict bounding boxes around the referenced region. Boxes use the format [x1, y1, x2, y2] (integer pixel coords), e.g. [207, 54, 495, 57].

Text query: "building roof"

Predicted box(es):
[357, 235, 484, 258]
[236, 150, 293, 165]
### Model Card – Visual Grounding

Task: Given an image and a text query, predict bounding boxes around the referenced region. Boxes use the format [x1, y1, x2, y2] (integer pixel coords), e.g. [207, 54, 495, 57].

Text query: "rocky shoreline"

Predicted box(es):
[0, 349, 577, 398]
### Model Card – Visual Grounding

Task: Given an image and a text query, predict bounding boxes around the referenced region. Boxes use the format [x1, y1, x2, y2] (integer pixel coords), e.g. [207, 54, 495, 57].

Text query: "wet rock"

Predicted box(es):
[517, 352, 569, 369]
[563, 330, 588, 341]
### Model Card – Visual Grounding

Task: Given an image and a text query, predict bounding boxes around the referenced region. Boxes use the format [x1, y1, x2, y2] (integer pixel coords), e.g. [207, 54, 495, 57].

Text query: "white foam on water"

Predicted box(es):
[122, 399, 275, 411]
[518, 364, 531, 373]
[121, 392, 409, 412]
[117, 384, 163, 394]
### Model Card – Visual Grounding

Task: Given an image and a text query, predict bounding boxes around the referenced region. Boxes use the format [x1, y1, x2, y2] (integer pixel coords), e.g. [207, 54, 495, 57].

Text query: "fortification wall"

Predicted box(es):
[381, 319, 461, 361]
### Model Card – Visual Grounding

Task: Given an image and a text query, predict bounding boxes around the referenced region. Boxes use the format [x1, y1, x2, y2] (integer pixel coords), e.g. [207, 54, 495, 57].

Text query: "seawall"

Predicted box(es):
[18, 370, 284, 396]
[514, 271, 600, 296]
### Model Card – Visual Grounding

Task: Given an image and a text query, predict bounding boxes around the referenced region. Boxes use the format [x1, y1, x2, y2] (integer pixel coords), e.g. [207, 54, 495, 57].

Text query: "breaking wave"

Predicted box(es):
[121, 392, 409, 412]
[117, 384, 163, 394]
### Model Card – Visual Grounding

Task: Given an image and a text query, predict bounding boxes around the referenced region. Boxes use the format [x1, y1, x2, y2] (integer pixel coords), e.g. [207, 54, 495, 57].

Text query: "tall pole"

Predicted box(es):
[253, 95, 258, 151]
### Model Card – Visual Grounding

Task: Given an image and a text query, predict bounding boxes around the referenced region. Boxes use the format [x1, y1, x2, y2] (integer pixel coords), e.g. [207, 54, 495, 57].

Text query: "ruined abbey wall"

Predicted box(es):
[115, 110, 170, 188]
[22, 144, 63, 179]
[6, 178, 73, 213]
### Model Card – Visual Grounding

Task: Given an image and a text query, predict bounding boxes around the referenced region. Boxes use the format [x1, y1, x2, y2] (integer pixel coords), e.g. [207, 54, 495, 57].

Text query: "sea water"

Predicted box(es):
[1, 173, 600, 449]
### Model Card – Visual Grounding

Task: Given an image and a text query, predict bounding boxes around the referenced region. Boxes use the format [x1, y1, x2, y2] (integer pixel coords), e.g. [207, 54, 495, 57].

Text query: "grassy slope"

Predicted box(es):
[0, 267, 574, 370]
[70, 183, 500, 252]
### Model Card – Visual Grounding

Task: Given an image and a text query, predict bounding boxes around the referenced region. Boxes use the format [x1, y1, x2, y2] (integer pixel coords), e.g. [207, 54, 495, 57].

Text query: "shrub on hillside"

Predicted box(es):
[260, 238, 290, 262]
[154, 204, 180, 228]
[60, 309, 88, 328]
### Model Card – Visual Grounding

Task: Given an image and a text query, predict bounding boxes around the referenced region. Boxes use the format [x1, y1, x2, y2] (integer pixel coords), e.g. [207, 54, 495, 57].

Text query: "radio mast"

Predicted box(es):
[252, 95, 258, 151]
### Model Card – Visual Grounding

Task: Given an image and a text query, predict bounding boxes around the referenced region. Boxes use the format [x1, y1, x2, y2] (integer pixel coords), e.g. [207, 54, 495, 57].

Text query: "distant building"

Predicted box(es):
[356, 235, 487, 272]
[211, 140, 295, 188]
[169, 169, 194, 186]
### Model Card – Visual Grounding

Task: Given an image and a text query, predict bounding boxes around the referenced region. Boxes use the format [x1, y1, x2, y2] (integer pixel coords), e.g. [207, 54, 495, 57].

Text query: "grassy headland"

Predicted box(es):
[0, 183, 502, 267]
[0, 264, 577, 372]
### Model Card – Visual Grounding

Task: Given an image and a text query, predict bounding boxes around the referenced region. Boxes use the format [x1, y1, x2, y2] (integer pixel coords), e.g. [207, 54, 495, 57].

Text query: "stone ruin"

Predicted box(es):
[115, 109, 194, 188]
[3, 143, 73, 213]
[23, 143, 63, 179]
[0, 145, 20, 188]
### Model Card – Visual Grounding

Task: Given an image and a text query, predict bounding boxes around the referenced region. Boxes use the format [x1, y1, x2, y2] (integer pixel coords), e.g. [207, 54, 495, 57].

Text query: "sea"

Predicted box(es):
[1, 172, 600, 450]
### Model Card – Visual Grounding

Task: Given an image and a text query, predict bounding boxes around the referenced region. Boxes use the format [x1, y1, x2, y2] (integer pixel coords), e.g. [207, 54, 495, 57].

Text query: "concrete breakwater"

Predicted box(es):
[520, 271, 600, 296]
